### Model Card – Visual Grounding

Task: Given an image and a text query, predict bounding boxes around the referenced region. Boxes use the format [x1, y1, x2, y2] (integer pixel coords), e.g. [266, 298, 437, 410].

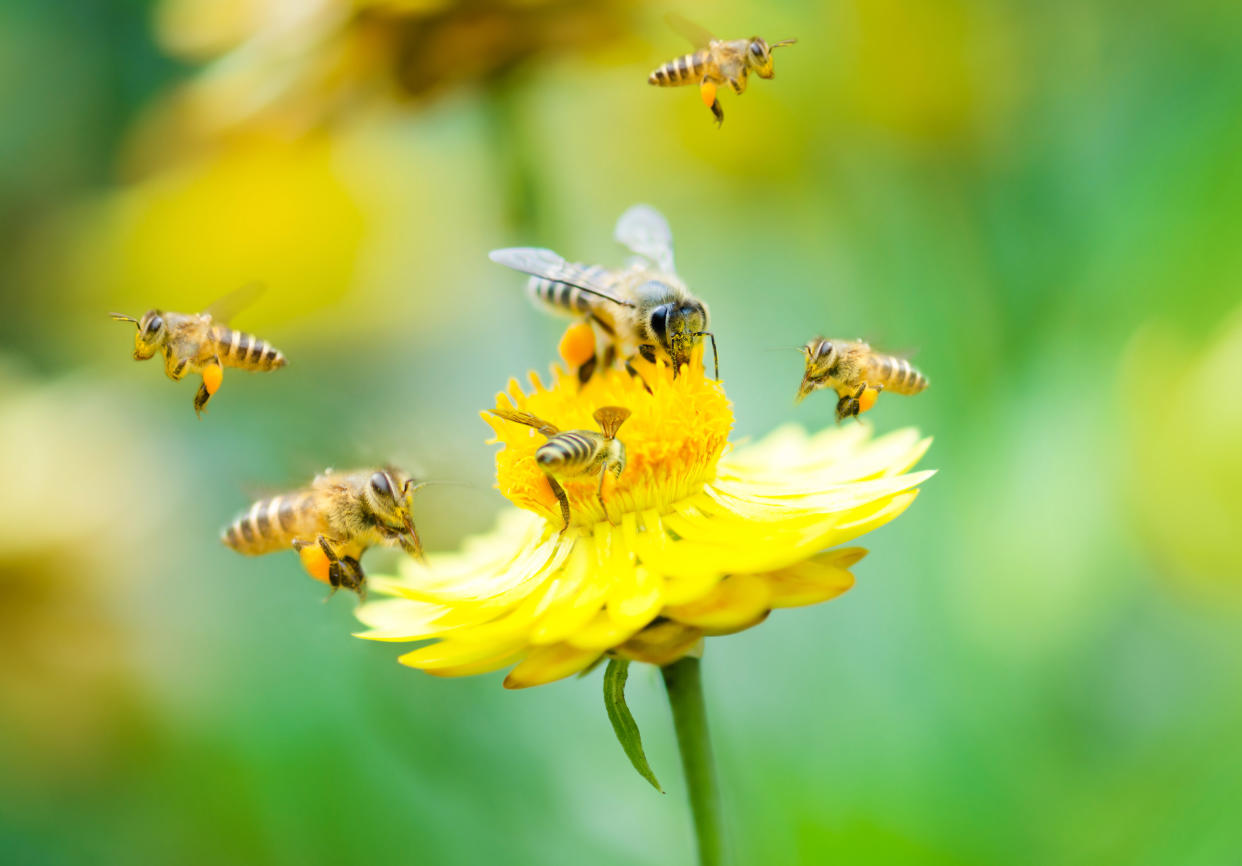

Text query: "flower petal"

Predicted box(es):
[565, 610, 646, 651]
[397, 639, 526, 677]
[503, 643, 603, 689]
[616, 621, 704, 666]
[761, 549, 861, 608]
[664, 573, 773, 632]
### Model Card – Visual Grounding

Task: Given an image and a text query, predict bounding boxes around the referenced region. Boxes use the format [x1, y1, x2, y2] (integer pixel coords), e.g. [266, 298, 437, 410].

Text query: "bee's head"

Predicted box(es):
[796, 337, 836, 403]
[365, 467, 423, 558]
[747, 36, 796, 79]
[650, 299, 715, 378]
[111, 309, 167, 360]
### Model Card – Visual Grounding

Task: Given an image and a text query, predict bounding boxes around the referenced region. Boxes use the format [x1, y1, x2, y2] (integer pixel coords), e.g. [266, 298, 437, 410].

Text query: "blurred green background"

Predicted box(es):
[3, 0, 1242, 863]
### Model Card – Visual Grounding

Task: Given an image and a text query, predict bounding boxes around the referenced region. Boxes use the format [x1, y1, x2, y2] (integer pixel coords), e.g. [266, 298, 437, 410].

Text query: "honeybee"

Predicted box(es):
[487, 406, 631, 530]
[797, 337, 929, 422]
[110, 284, 286, 417]
[222, 467, 424, 598]
[489, 205, 717, 385]
[647, 15, 796, 125]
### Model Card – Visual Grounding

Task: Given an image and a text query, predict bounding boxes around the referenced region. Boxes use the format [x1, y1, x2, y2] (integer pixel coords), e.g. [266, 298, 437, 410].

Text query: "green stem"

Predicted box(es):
[663, 656, 725, 866]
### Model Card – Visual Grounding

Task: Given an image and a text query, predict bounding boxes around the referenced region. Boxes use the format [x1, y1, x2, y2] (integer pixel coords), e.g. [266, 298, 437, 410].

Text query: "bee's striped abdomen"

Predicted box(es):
[526, 264, 610, 316]
[222, 493, 316, 555]
[210, 326, 287, 372]
[536, 431, 604, 476]
[868, 355, 928, 396]
[648, 51, 709, 86]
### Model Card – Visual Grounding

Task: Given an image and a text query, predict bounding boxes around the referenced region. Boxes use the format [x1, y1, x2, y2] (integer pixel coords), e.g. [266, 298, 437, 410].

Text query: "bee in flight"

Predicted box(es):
[487, 406, 631, 531]
[489, 204, 717, 386]
[110, 283, 286, 417]
[222, 467, 425, 599]
[797, 337, 929, 422]
[647, 15, 796, 125]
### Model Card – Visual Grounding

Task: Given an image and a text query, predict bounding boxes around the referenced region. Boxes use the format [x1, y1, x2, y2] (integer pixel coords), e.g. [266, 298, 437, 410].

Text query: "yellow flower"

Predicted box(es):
[152, 0, 633, 144]
[355, 359, 932, 688]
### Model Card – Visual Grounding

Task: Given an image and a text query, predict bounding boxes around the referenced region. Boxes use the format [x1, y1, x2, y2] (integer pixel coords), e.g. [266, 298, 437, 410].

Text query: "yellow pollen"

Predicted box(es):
[203, 362, 223, 395]
[858, 386, 879, 414]
[486, 355, 732, 530]
[298, 544, 331, 584]
[558, 322, 597, 368]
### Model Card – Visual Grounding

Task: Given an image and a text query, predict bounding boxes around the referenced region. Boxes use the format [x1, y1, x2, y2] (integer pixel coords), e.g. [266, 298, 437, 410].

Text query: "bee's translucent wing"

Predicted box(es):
[488, 247, 634, 307]
[665, 12, 715, 48]
[614, 205, 675, 273]
[203, 281, 265, 324]
[488, 407, 560, 437]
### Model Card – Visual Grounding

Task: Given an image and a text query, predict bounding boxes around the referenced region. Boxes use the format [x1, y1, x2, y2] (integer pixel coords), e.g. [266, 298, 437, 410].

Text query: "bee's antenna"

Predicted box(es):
[109, 313, 138, 326]
[691, 331, 719, 380]
[405, 479, 476, 494]
[771, 38, 798, 49]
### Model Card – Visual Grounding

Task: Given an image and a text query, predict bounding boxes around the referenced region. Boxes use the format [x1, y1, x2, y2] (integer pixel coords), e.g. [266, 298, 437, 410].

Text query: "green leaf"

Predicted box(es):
[603, 658, 663, 793]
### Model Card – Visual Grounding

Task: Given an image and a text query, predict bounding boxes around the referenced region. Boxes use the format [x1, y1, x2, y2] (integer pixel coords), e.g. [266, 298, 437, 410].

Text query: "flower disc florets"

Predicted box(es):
[488, 358, 731, 528]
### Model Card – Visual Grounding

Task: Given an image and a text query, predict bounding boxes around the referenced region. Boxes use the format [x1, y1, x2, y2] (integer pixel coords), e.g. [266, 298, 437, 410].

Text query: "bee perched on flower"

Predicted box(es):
[354, 332, 932, 859]
[311, 207, 930, 863]
[355, 353, 932, 687]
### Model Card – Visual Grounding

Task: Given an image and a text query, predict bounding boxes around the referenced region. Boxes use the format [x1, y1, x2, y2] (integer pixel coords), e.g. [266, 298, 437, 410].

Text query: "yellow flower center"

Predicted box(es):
[486, 356, 732, 530]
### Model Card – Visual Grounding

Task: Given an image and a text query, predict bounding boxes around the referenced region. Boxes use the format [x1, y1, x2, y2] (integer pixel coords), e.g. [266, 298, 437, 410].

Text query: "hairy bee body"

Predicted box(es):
[648, 50, 713, 86]
[798, 337, 928, 421]
[223, 489, 335, 557]
[222, 467, 423, 596]
[863, 353, 929, 396]
[488, 407, 631, 530]
[111, 286, 287, 415]
[537, 430, 616, 477]
[490, 206, 717, 383]
[647, 33, 795, 124]
[526, 264, 612, 317]
[206, 322, 287, 373]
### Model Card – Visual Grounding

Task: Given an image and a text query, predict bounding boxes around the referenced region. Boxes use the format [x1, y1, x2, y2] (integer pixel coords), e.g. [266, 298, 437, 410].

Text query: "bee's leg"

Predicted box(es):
[316, 535, 344, 593]
[193, 357, 223, 417]
[729, 74, 748, 95]
[856, 383, 882, 415]
[164, 350, 190, 382]
[544, 473, 571, 533]
[624, 356, 654, 394]
[577, 353, 598, 387]
[339, 557, 366, 600]
[699, 79, 722, 126]
[588, 312, 615, 338]
[835, 385, 864, 423]
[596, 469, 613, 525]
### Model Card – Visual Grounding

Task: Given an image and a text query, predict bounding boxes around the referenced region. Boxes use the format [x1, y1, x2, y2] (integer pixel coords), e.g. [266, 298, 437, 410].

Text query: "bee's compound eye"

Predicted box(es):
[750, 42, 764, 57]
[370, 472, 392, 498]
[649, 305, 670, 342]
[143, 315, 163, 337]
[817, 341, 833, 359]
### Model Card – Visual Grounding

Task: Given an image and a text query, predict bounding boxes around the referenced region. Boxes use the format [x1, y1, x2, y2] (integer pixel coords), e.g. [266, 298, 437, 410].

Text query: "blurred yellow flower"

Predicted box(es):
[356, 360, 932, 688]
[1121, 307, 1242, 601]
[0, 364, 164, 774]
[151, 0, 634, 145]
